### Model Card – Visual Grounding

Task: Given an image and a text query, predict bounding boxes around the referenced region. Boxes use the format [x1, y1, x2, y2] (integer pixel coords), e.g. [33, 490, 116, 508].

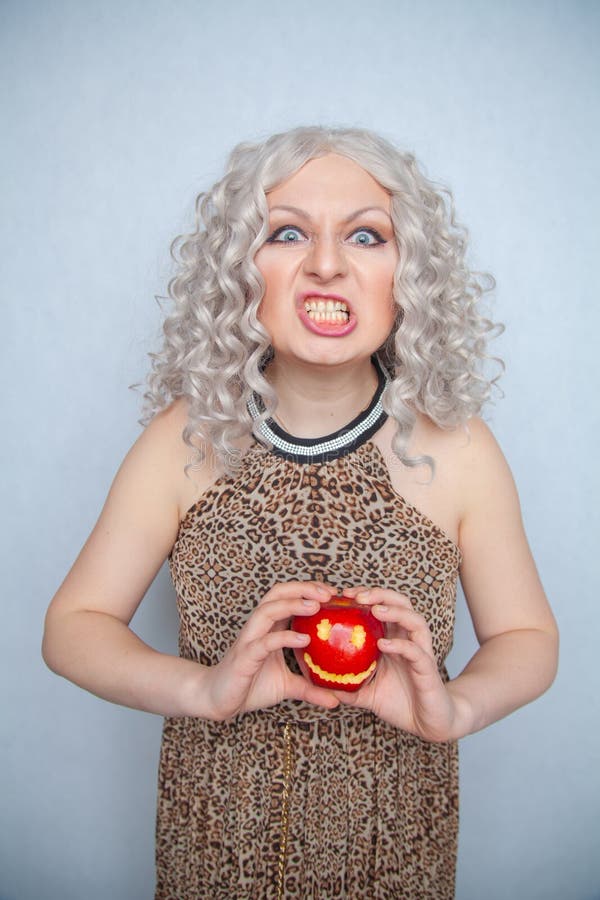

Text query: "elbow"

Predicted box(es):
[547, 621, 560, 689]
[41, 612, 69, 676]
[41, 624, 60, 674]
[534, 620, 559, 697]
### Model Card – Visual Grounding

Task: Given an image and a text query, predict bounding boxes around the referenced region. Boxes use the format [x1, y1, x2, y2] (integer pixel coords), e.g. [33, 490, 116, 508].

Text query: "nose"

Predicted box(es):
[302, 235, 348, 282]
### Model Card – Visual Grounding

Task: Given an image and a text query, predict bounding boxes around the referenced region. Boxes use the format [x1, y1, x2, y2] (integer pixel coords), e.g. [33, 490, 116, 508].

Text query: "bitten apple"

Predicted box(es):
[291, 596, 385, 693]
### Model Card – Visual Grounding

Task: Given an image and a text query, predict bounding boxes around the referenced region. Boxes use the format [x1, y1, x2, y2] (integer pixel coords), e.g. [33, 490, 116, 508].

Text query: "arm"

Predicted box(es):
[336, 418, 558, 741]
[42, 400, 338, 719]
[446, 418, 558, 737]
[42, 399, 208, 716]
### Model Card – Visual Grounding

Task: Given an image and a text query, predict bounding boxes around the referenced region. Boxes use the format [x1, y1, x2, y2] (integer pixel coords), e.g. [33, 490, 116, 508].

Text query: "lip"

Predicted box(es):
[296, 291, 357, 338]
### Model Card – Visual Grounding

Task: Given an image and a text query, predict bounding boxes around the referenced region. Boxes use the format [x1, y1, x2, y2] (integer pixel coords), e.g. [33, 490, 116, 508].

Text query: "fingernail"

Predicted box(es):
[316, 586, 330, 596]
[374, 603, 388, 613]
[356, 590, 371, 603]
[302, 598, 318, 607]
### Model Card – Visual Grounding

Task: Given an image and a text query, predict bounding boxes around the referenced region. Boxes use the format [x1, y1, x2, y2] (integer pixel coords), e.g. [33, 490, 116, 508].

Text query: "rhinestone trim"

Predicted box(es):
[248, 356, 391, 463]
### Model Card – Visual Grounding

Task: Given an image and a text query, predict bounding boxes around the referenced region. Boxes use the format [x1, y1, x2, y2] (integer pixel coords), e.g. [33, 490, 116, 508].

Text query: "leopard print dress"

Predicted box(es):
[156, 365, 461, 900]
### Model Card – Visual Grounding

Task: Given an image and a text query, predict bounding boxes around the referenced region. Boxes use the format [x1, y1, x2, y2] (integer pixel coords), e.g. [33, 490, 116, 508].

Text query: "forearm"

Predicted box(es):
[42, 610, 211, 718]
[447, 627, 559, 740]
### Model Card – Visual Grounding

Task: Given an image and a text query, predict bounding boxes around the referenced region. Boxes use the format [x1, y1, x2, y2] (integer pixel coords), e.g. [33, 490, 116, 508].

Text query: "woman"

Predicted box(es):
[42, 126, 558, 899]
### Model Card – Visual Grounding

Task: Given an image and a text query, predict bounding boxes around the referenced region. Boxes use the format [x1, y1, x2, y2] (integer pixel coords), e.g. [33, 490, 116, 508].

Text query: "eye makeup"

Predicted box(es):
[265, 224, 387, 245]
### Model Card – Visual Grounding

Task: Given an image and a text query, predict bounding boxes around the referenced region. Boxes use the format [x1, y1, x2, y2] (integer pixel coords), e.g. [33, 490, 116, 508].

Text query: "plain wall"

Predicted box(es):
[2, 1, 599, 897]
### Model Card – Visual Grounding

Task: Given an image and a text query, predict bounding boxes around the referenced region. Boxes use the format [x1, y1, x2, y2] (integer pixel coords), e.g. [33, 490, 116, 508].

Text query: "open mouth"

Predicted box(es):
[298, 294, 357, 337]
[304, 298, 350, 324]
[302, 651, 378, 686]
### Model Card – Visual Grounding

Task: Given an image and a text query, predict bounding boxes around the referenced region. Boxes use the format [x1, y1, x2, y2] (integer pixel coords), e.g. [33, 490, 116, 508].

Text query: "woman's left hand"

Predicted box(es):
[333, 586, 465, 742]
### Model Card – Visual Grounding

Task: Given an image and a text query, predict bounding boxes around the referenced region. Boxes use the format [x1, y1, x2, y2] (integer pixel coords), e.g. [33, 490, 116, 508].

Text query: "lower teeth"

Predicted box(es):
[307, 312, 349, 323]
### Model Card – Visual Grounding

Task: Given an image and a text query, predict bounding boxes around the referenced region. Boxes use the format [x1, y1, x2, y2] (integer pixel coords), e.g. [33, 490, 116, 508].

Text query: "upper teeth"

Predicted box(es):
[304, 298, 350, 322]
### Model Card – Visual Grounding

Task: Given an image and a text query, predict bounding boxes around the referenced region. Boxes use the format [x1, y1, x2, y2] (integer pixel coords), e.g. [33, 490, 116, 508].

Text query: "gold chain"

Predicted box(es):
[275, 723, 293, 900]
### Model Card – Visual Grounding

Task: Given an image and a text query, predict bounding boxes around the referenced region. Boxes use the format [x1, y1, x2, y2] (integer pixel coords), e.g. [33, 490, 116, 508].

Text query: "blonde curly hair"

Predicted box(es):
[142, 125, 502, 471]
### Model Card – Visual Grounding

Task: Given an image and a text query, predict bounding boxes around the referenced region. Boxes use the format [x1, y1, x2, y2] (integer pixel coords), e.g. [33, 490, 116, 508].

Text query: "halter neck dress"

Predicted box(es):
[155, 360, 461, 899]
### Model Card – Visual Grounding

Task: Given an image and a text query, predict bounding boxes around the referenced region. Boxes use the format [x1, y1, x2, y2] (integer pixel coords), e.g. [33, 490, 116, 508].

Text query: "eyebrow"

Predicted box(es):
[268, 204, 391, 223]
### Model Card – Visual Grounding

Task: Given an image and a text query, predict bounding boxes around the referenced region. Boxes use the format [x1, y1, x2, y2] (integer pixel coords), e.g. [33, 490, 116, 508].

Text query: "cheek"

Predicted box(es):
[371, 290, 398, 346]
[256, 279, 286, 335]
[361, 251, 397, 300]
[256, 293, 274, 328]
[382, 259, 398, 299]
[255, 258, 288, 308]
[374, 268, 398, 318]
[254, 258, 275, 322]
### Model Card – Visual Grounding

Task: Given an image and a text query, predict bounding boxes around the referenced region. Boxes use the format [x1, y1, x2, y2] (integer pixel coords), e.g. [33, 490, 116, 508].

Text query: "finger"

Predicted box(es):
[328, 676, 383, 710]
[259, 580, 334, 606]
[378, 636, 437, 676]
[341, 584, 371, 599]
[256, 629, 312, 658]
[330, 688, 369, 708]
[240, 596, 323, 645]
[370, 604, 434, 655]
[286, 673, 340, 709]
[223, 631, 308, 685]
[355, 587, 413, 609]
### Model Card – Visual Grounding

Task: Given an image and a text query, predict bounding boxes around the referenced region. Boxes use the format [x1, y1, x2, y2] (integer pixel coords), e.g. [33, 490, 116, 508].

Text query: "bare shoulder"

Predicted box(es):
[135, 395, 194, 458]
[130, 397, 222, 522]
[45, 398, 223, 625]
[389, 413, 556, 642]
[450, 417, 517, 519]
[374, 413, 514, 547]
[412, 412, 504, 466]
[412, 414, 514, 508]
[454, 415, 508, 466]
[373, 414, 469, 544]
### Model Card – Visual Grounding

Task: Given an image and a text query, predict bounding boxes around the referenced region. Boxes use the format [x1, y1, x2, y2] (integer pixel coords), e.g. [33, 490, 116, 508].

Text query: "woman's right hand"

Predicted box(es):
[189, 580, 340, 720]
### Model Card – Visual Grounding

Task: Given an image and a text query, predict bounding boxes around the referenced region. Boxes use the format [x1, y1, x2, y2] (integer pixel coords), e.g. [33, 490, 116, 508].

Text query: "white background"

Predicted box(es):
[2, 1, 599, 897]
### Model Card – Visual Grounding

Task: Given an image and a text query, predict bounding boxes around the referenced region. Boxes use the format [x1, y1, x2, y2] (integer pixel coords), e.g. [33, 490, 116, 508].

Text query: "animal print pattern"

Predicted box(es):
[156, 440, 461, 899]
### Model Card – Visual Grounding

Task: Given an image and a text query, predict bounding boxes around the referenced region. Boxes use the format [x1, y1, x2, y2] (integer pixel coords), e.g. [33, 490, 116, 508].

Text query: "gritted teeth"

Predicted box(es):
[304, 298, 349, 312]
[304, 298, 350, 323]
[307, 310, 349, 323]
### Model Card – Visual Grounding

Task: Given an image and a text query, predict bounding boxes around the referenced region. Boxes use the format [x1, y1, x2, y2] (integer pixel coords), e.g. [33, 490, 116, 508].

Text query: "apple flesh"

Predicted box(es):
[291, 596, 385, 693]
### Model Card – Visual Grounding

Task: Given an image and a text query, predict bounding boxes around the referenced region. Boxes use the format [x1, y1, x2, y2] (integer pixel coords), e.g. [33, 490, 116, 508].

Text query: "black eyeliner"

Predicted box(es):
[351, 227, 387, 244]
[265, 225, 306, 243]
[265, 225, 387, 244]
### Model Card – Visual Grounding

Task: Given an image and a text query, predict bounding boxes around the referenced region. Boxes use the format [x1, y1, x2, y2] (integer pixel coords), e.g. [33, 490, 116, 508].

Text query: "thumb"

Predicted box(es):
[287, 674, 340, 709]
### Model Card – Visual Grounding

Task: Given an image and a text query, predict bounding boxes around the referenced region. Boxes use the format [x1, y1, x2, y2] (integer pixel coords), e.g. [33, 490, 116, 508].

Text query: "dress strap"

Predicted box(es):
[247, 356, 391, 464]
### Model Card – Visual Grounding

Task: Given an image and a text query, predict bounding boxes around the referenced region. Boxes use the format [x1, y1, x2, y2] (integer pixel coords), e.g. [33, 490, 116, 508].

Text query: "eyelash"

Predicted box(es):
[265, 225, 387, 246]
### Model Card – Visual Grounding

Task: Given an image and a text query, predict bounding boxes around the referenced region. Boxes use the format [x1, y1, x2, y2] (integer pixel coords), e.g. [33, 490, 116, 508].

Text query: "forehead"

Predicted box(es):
[266, 153, 391, 211]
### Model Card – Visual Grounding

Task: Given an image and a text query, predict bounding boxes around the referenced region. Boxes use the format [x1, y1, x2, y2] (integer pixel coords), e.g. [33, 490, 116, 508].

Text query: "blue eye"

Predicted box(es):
[267, 226, 306, 244]
[348, 228, 385, 246]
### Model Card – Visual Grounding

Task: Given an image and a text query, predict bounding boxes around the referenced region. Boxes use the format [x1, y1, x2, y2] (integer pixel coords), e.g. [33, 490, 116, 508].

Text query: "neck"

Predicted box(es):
[263, 355, 380, 439]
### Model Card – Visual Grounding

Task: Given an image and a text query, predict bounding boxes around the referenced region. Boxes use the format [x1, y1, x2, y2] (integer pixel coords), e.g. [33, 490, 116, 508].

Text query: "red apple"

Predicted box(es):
[291, 596, 385, 693]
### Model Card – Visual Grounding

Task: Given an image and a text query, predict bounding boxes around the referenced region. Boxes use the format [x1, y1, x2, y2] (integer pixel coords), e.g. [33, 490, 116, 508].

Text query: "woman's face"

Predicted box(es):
[254, 153, 399, 369]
